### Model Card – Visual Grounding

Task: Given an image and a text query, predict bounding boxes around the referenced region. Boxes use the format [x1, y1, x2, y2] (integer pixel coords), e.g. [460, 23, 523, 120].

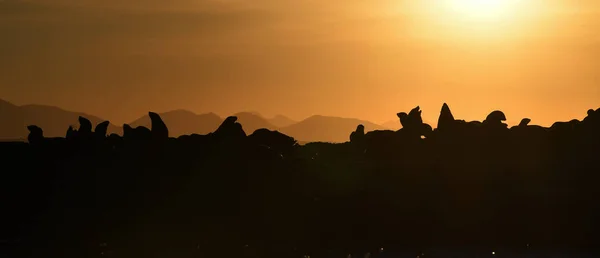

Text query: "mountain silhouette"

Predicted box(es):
[233, 112, 278, 134]
[129, 109, 222, 136]
[267, 114, 297, 128]
[1, 100, 388, 141]
[0, 99, 22, 140]
[0, 99, 118, 140]
[279, 115, 387, 143]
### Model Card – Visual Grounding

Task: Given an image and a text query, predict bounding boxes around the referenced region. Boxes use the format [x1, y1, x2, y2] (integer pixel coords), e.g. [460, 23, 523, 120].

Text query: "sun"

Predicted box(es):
[442, 0, 519, 22]
[403, 0, 539, 41]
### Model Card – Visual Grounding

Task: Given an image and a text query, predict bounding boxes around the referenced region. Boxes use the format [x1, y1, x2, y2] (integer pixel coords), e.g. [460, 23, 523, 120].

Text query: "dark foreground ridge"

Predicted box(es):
[2, 103, 600, 258]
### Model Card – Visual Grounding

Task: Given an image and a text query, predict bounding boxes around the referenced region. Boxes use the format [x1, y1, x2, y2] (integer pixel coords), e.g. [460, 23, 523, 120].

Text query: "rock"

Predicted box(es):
[215, 116, 247, 139]
[397, 112, 409, 129]
[519, 118, 531, 127]
[66, 126, 77, 139]
[437, 103, 455, 130]
[485, 110, 507, 124]
[149, 112, 169, 139]
[408, 106, 423, 125]
[350, 124, 365, 143]
[95, 121, 110, 138]
[398, 106, 425, 130]
[123, 124, 134, 138]
[27, 125, 44, 144]
[249, 128, 297, 155]
[78, 116, 93, 134]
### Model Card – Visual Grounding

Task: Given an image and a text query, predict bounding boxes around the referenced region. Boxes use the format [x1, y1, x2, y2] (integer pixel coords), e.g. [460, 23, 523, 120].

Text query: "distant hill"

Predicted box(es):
[0, 99, 119, 140]
[1, 99, 389, 142]
[0, 99, 22, 140]
[233, 112, 278, 134]
[267, 115, 297, 128]
[279, 115, 386, 143]
[129, 110, 222, 137]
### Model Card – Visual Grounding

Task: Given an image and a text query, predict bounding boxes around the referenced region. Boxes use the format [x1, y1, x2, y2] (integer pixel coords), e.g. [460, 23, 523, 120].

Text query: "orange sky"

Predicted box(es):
[1, 0, 599, 126]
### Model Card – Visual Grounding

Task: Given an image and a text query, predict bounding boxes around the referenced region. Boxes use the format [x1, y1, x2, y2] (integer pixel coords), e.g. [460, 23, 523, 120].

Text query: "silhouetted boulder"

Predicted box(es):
[121, 124, 152, 142]
[483, 110, 508, 131]
[214, 116, 247, 140]
[216, 116, 238, 132]
[550, 119, 580, 133]
[27, 125, 44, 144]
[437, 103, 455, 131]
[364, 129, 396, 142]
[398, 106, 424, 129]
[350, 124, 365, 143]
[484, 110, 507, 125]
[149, 112, 169, 139]
[518, 118, 531, 127]
[78, 116, 93, 134]
[123, 124, 134, 139]
[397, 112, 409, 129]
[397, 106, 432, 138]
[248, 128, 297, 156]
[583, 108, 600, 127]
[66, 126, 77, 139]
[95, 121, 110, 138]
[408, 106, 423, 125]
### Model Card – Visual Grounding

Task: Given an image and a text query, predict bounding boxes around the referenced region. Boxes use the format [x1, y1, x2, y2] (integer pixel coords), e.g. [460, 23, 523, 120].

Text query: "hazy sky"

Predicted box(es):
[1, 0, 599, 126]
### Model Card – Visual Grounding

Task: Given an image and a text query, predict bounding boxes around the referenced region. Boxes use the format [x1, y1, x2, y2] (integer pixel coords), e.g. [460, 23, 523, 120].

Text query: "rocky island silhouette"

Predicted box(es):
[2, 103, 600, 258]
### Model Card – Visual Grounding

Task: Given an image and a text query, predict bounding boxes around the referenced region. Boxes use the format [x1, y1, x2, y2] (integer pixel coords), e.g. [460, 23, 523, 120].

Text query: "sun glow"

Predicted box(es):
[442, 0, 521, 22]
[402, 0, 538, 40]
